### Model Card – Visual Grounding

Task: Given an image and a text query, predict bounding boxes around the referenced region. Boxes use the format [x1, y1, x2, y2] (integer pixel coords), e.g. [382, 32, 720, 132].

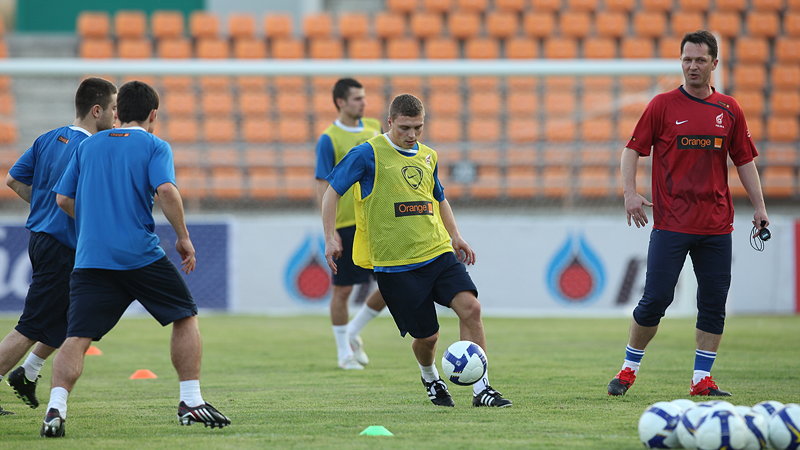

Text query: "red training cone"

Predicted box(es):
[129, 369, 157, 380]
[85, 345, 103, 356]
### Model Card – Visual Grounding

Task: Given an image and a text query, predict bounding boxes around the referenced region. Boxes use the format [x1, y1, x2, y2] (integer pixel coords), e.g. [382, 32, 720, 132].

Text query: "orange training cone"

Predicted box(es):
[129, 369, 157, 380]
[85, 345, 103, 356]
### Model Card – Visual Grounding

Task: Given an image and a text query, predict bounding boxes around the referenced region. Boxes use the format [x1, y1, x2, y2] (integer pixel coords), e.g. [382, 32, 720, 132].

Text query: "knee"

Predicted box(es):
[331, 285, 354, 304]
[696, 307, 726, 335]
[416, 332, 439, 349]
[454, 295, 481, 322]
[633, 302, 666, 327]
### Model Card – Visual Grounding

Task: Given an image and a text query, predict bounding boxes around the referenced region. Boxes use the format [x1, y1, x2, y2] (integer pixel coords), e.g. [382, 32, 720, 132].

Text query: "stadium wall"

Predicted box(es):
[1, 214, 795, 317]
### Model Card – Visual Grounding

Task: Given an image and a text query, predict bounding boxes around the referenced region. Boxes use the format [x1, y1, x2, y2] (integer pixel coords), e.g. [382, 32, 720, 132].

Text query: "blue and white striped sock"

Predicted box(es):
[693, 349, 717, 384]
[621, 345, 645, 374]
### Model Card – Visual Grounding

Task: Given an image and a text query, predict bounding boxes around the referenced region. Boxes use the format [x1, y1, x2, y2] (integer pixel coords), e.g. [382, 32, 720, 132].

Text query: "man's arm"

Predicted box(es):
[55, 194, 75, 218]
[439, 199, 475, 265]
[6, 173, 32, 203]
[621, 147, 653, 228]
[322, 185, 343, 273]
[315, 179, 329, 209]
[156, 182, 195, 274]
[736, 160, 769, 229]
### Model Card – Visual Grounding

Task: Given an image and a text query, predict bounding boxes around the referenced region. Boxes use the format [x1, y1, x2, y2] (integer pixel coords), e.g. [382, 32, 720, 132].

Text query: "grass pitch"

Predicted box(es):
[0, 314, 798, 449]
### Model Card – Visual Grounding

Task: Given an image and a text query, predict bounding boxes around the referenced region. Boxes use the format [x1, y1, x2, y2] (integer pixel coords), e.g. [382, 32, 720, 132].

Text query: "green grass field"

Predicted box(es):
[0, 314, 798, 448]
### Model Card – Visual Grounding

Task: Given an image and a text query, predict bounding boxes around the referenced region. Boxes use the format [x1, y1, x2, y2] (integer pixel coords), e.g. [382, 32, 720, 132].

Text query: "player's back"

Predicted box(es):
[9, 125, 92, 248]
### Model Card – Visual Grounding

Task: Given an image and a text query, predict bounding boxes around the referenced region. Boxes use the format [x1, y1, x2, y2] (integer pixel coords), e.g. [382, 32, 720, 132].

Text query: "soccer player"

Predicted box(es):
[606, 31, 769, 397]
[315, 78, 387, 370]
[321, 94, 512, 408]
[44, 81, 230, 437]
[0, 78, 117, 416]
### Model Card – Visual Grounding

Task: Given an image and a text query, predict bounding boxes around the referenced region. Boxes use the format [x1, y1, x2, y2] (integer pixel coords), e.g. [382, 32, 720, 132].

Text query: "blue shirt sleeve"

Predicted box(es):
[53, 146, 79, 198]
[433, 163, 445, 202]
[149, 138, 176, 190]
[314, 134, 335, 180]
[8, 146, 36, 185]
[326, 142, 375, 197]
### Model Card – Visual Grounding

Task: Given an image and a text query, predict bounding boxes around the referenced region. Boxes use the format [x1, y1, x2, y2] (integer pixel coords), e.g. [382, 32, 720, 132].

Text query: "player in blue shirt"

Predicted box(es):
[44, 81, 229, 437]
[0, 78, 117, 416]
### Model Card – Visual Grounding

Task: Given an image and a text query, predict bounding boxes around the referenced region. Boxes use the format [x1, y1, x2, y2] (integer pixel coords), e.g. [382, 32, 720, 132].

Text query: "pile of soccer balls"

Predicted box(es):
[638, 399, 800, 449]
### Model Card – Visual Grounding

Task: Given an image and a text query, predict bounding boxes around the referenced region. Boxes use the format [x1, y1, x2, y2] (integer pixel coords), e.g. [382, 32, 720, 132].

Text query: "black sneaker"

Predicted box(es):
[473, 386, 513, 407]
[421, 377, 454, 407]
[177, 401, 231, 428]
[7, 366, 40, 408]
[40, 408, 65, 438]
[0, 404, 14, 415]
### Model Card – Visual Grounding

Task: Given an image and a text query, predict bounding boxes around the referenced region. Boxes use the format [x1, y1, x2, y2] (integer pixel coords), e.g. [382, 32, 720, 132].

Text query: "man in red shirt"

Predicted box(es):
[607, 30, 769, 397]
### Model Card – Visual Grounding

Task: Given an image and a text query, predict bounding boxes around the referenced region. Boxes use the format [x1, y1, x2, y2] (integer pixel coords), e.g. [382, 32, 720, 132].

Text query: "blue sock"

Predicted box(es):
[621, 345, 645, 373]
[693, 349, 716, 383]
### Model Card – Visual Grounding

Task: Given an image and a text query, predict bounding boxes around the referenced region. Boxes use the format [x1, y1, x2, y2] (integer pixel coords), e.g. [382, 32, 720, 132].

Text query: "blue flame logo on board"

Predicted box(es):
[284, 234, 331, 303]
[546, 234, 605, 305]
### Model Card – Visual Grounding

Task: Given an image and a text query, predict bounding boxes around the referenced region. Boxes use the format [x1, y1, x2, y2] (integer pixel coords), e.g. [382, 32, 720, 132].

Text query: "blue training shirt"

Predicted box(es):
[53, 127, 175, 270]
[326, 134, 446, 273]
[314, 119, 366, 180]
[9, 125, 92, 249]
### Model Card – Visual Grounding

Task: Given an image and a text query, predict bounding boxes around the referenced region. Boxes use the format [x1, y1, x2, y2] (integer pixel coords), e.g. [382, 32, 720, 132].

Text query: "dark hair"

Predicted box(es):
[117, 81, 160, 123]
[681, 30, 718, 60]
[389, 94, 424, 119]
[75, 77, 117, 119]
[332, 78, 363, 111]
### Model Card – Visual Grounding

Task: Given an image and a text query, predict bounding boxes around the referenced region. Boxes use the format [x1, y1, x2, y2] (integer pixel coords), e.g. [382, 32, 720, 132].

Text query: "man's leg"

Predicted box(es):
[0, 329, 36, 376]
[346, 288, 385, 366]
[330, 285, 361, 369]
[413, 332, 454, 407]
[41, 337, 91, 437]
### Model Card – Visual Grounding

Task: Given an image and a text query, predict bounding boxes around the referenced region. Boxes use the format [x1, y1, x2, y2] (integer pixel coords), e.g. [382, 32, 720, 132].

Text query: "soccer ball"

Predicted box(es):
[740, 410, 769, 450]
[671, 398, 697, 412]
[768, 404, 800, 450]
[752, 400, 784, 421]
[638, 402, 682, 448]
[694, 409, 750, 450]
[677, 403, 716, 449]
[441, 340, 487, 386]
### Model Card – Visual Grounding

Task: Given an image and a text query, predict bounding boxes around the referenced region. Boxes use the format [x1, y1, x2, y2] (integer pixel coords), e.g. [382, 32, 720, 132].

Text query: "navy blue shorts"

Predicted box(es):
[15, 232, 74, 348]
[633, 229, 731, 334]
[333, 225, 374, 286]
[375, 252, 477, 339]
[67, 256, 198, 341]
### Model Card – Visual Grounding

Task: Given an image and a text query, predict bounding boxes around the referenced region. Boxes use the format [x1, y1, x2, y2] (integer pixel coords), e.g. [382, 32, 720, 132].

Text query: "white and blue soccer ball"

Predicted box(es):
[671, 399, 697, 412]
[768, 404, 800, 450]
[752, 400, 785, 421]
[441, 340, 487, 386]
[639, 402, 683, 448]
[741, 410, 770, 450]
[677, 403, 716, 449]
[694, 409, 750, 450]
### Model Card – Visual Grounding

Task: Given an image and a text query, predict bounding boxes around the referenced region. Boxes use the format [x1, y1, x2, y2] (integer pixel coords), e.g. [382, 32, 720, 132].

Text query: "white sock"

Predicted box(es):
[419, 363, 439, 382]
[332, 325, 352, 361]
[48, 387, 69, 418]
[693, 370, 711, 384]
[346, 305, 380, 340]
[179, 380, 205, 407]
[621, 360, 641, 374]
[23, 352, 47, 381]
[473, 369, 490, 395]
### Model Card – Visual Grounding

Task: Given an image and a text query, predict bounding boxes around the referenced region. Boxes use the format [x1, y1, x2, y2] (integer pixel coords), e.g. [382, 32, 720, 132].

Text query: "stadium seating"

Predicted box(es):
[59, 5, 800, 204]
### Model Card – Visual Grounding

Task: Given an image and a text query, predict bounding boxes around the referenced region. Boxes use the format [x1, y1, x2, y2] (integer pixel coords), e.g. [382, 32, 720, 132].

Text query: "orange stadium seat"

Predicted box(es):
[228, 14, 256, 40]
[338, 13, 369, 40]
[505, 37, 538, 59]
[747, 12, 779, 38]
[761, 144, 798, 166]
[278, 119, 311, 143]
[244, 146, 279, 168]
[273, 76, 305, 92]
[605, 0, 637, 11]
[726, 165, 747, 198]
[767, 116, 800, 142]
[387, 37, 422, 59]
[761, 166, 796, 198]
[707, 11, 740, 38]
[80, 39, 113, 58]
[387, 0, 420, 14]
[495, 0, 527, 12]
[678, 0, 711, 11]
[238, 91, 271, 116]
[775, 37, 800, 63]
[77, 11, 110, 39]
[532, 0, 564, 12]
[248, 166, 280, 199]
[786, 12, 800, 37]
[790, 0, 800, 10]
[264, 14, 293, 39]
[175, 167, 208, 199]
[424, 0, 454, 13]
[632, 11, 667, 38]
[505, 166, 537, 198]
[163, 91, 196, 117]
[641, 0, 672, 11]
[233, 38, 267, 59]
[747, 117, 764, 141]
[157, 38, 191, 58]
[735, 37, 769, 64]
[200, 92, 234, 117]
[448, 12, 481, 40]
[506, 144, 539, 166]
[732, 64, 767, 91]
[584, 38, 617, 58]
[670, 11, 704, 36]
[428, 75, 460, 91]
[309, 38, 344, 59]
[542, 146, 574, 167]
[541, 166, 571, 199]
[283, 171, 315, 200]
[303, 13, 333, 39]
[281, 147, 314, 169]
[544, 119, 578, 142]
[410, 11, 444, 39]
[171, 145, 202, 168]
[582, 118, 615, 142]
[568, 0, 600, 11]
[271, 38, 305, 58]
[523, 12, 556, 38]
[658, 35, 682, 58]
[375, 12, 406, 40]
[458, 0, 489, 12]
[752, 0, 783, 11]
[427, 91, 462, 117]
[166, 118, 200, 143]
[207, 146, 240, 166]
[506, 91, 538, 115]
[715, 0, 746, 10]
[210, 167, 246, 199]
[594, 11, 628, 38]
[151, 10, 184, 40]
[577, 166, 612, 198]
[467, 147, 502, 167]
[0, 93, 14, 116]
[559, 12, 591, 39]
[470, 168, 503, 200]
[464, 38, 500, 59]
[770, 90, 800, 116]
[276, 91, 308, 116]
[348, 38, 382, 58]
[195, 38, 229, 58]
[734, 89, 765, 117]
[114, 10, 146, 39]
[189, 11, 220, 39]
[579, 144, 615, 167]
[486, 11, 518, 40]
[427, 117, 461, 142]
[0, 121, 18, 144]
[469, 91, 502, 116]
[770, 64, 800, 90]
[203, 119, 236, 143]
[507, 118, 539, 143]
[390, 76, 424, 94]
[543, 37, 578, 59]
[621, 37, 655, 58]
[117, 38, 151, 58]
[467, 118, 501, 142]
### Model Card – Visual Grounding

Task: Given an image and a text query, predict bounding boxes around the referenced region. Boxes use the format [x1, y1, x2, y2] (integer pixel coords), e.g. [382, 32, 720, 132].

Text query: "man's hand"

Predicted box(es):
[625, 193, 653, 228]
[176, 237, 196, 274]
[325, 231, 343, 274]
[452, 236, 476, 265]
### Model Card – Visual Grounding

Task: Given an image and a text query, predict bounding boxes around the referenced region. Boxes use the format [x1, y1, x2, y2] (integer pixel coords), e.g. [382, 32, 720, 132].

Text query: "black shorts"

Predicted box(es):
[375, 252, 477, 339]
[15, 232, 74, 348]
[333, 225, 374, 286]
[67, 256, 198, 341]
